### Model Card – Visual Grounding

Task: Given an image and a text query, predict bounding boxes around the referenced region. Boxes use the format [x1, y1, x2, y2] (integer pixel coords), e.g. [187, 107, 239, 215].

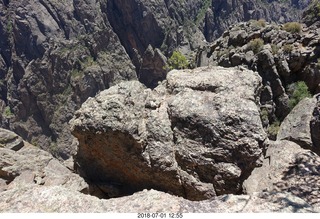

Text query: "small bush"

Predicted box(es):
[6, 20, 13, 34]
[3, 106, 13, 118]
[288, 81, 312, 110]
[317, 58, 320, 69]
[249, 38, 264, 54]
[252, 19, 266, 28]
[283, 44, 293, 53]
[267, 120, 281, 140]
[167, 51, 189, 70]
[271, 44, 279, 55]
[260, 108, 269, 122]
[283, 22, 302, 34]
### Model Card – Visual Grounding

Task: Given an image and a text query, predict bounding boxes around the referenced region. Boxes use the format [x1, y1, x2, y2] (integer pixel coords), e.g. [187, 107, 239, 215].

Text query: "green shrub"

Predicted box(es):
[6, 20, 13, 34]
[271, 44, 279, 55]
[251, 19, 266, 28]
[167, 51, 189, 70]
[283, 44, 293, 53]
[317, 58, 320, 69]
[288, 81, 312, 110]
[283, 22, 302, 34]
[267, 120, 280, 140]
[3, 106, 13, 118]
[249, 38, 264, 54]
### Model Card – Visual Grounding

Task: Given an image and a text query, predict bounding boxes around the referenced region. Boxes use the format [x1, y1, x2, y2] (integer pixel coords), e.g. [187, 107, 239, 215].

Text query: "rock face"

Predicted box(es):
[243, 140, 320, 209]
[0, 128, 88, 193]
[1, 130, 318, 213]
[0, 185, 318, 213]
[0, 0, 137, 159]
[200, 18, 320, 140]
[204, 0, 310, 41]
[302, 0, 320, 26]
[277, 96, 320, 154]
[70, 66, 267, 201]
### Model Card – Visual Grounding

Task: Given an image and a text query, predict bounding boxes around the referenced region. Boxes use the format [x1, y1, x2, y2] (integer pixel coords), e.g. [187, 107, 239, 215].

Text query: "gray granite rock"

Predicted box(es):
[70, 66, 267, 201]
[0, 185, 317, 213]
[0, 141, 88, 193]
[244, 140, 320, 210]
[277, 96, 320, 154]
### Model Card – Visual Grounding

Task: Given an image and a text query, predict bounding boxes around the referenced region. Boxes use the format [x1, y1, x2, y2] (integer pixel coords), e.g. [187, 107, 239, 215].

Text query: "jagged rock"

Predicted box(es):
[243, 140, 320, 210]
[0, 185, 317, 213]
[70, 66, 267, 201]
[0, 138, 88, 193]
[302, 0, 320, 27]
[204, 0, 309, 41]
[201, 18, 320, 130]
[277, 96, 320, 154]
[105, 0, 210, 84]
[0, 128, 23, 151]
[139, 45, 168, 88]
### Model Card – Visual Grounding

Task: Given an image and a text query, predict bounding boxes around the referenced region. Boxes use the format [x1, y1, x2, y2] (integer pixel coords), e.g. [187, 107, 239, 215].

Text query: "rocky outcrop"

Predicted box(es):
[0, 185, 318, 213]
[243, 140, 320, 209]
[1, 129, 318, 213]
[200, 19, 320, 140]
[302, 0, 320, 27]
[0, 129, 88, 193]
[138, 45, 168, 89]
[277, 96, 320, 154]
[204, 0, 311, 41]
[70, 66, 267, 201]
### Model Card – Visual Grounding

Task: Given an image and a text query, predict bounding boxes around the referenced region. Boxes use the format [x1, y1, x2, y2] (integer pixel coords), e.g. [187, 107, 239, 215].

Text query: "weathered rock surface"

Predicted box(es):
[244, 140, 320, 209]
[1, 130, 317, 213]
[0, 129, 88, 193]
[200, 17, 320, 140]
[0, 128, 23, 151]
[139, 45, 168, 89]
[70, 66, 267, 201]
[204, 0, 310, 41]
[302, 0, 320, 27]
[277, 96, 320, 154]
[0, 185, 317, 213]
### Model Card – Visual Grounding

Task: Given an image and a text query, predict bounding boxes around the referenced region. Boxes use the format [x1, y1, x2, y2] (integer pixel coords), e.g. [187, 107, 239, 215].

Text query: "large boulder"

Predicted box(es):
[277, 95, 320, 154]
[70, 66, 267, 201]
[243, 140, 320, 209]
